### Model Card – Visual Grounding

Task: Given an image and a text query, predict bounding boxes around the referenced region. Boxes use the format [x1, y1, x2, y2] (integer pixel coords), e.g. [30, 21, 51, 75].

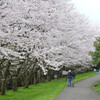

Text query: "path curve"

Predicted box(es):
[55, 74, 100, 100]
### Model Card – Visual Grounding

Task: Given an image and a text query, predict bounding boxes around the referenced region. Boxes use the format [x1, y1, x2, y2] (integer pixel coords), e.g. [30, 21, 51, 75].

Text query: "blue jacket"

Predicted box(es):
[67, 72, 76, 78]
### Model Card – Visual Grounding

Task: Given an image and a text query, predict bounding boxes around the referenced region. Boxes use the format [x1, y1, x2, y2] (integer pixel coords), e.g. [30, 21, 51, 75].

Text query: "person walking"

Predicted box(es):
[66, 70, 74, 87]
[71, 72, 76, 87]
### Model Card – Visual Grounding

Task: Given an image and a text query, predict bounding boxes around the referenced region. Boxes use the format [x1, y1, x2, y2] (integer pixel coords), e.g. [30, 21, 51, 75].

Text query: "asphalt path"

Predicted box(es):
[55, 74, 100, 100]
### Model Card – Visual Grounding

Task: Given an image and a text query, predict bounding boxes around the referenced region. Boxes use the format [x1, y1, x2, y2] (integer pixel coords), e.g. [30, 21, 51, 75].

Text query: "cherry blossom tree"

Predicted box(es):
[0, 0, 100, 94]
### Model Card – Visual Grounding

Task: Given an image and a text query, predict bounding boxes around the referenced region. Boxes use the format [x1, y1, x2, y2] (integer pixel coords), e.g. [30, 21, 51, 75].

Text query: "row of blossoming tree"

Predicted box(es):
[0, 0, 100, 95]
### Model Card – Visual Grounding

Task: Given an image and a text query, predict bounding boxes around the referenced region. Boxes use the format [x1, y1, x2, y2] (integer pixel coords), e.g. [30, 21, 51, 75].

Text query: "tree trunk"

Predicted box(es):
[41, 75, 44, 83]
[33, 73, 36, 85]
[1, 79, 6, 95]
[24, 58, 38, 88]
[1, 61, 11, 95]
[12, 77, 17, 92]
[24, 70, 33, 88]
[25, 80, 29, 88]
[38, 70, 41, 83]
[12, 67, 21, 91]
[47, 70, 51, 81]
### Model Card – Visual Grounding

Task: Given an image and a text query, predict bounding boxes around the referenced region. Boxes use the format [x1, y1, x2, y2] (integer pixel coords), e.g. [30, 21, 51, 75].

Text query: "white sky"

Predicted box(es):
[72, 0, 100, 25]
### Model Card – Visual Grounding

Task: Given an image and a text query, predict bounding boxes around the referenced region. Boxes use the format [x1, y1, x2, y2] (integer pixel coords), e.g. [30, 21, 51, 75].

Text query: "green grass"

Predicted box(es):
[92, 82, 100, 93]
[0, 72, 99, 100]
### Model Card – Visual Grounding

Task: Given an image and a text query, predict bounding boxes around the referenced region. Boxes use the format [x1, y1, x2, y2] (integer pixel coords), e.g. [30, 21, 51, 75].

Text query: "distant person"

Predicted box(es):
[66, 70, 76, 87]
[94, 69, 96, 72]
[66, 70, 72, 87]
[71, 72, 76, 87]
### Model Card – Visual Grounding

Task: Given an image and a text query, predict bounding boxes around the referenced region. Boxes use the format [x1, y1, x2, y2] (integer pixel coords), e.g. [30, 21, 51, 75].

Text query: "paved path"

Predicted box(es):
[55, 74, 100, 100]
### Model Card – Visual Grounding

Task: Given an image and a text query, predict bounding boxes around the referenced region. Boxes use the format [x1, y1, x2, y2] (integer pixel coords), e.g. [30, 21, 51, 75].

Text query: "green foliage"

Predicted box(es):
[0, 72, 99, 100]
[92, 82, 100, 93]
[90, 37, 100, 67]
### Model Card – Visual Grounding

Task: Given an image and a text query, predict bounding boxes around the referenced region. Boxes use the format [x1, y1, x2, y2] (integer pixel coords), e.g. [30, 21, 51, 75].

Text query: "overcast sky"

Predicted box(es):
[72, 0, 100, 25]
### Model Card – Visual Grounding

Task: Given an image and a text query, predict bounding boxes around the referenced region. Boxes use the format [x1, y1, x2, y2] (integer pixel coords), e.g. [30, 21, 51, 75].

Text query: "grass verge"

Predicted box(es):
[92, 82, 100, 93]
[0, 72, 99, 100]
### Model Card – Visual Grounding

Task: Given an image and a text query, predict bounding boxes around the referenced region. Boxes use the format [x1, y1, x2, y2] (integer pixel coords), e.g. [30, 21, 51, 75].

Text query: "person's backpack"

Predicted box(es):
[67, 72, 71, 78]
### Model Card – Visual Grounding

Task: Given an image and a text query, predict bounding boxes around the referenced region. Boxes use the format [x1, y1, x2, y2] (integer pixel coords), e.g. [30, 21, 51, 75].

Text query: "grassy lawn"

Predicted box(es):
[0, 72, 99, 100]
[92, 82, 100, 93]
